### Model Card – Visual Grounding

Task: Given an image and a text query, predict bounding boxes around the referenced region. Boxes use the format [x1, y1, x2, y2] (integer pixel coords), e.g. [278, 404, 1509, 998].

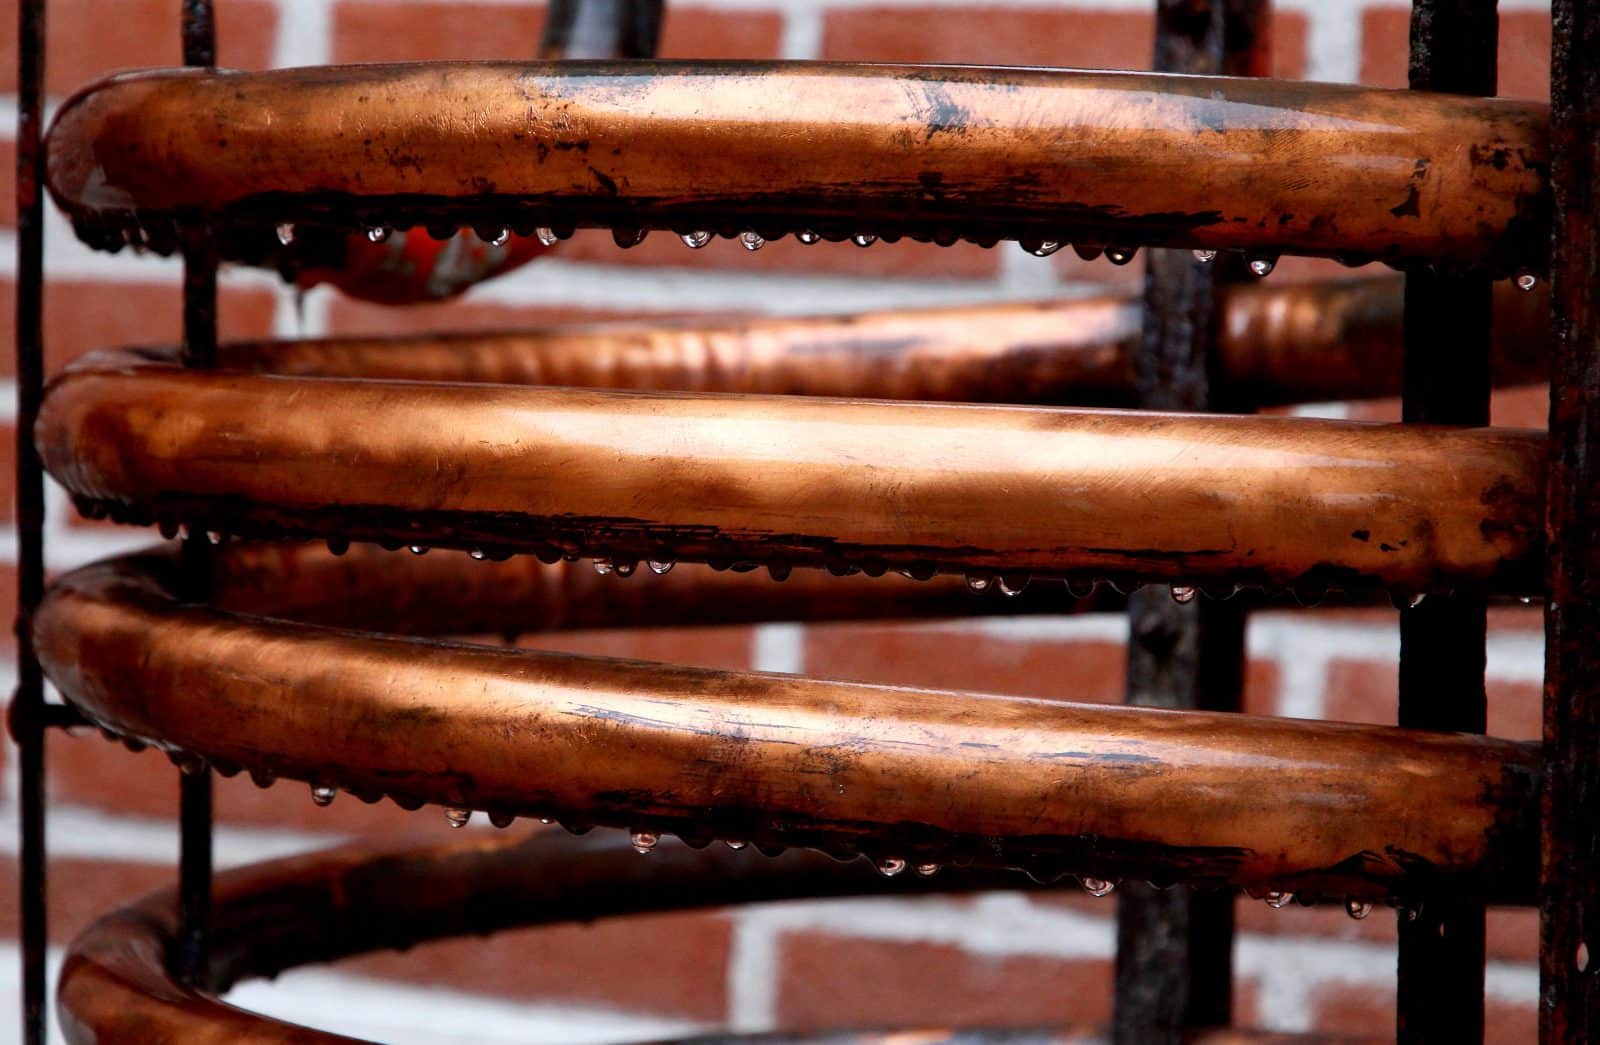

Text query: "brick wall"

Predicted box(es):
[0, 0, 1553, 1040]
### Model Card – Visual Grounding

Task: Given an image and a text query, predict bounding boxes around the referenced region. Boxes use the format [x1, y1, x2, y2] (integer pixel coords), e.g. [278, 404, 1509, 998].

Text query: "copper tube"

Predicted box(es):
[56, 831, 1382, 1044]
[208, 278, 1549, 408]
[45, 63, 1547, 271]
[36, 550, 1538, 899]
[38, 349, 1542, 592]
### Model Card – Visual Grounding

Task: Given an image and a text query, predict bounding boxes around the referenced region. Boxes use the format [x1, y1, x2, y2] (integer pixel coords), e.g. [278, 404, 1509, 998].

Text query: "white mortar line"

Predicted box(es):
[751, 623, 807, 675]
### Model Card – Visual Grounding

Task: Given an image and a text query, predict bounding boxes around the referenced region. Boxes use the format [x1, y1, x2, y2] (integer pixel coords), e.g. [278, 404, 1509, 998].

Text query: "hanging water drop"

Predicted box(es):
[740, 230, 765, 252]
[1248, 255, 1278, 277]
[539, 817, 554, 824]
[612, 227, 647, 248]
[444, 806, 472, 828]
[1081, 877, 1116, 897]
[1516, 272, 1538, 292]
[612, 560, 637, 577]
[631, 830, 659, 854]
[469, 549, 488, 561]
[1265, 891, 1294, 909]
[724, 840, 748, 850]
[593, 558, 614, 576]
[914, 862, 941, 877]
[310, 785, 336, 807]
[177, 754, 208, 776]
[409, 545, 428, 555]
[681, 230, 712, 249]
[485, 227, 510, 247]
[852, 233, 878, 248]
[647, 558, 675, 575]
[1105, 246, 1137, 266]
[366, 226, 392, 244]
[536, 226, 559, 246]
[1193, 249, 1217, 263]
[206, 530, 225, 545]
[1170, 585, 1198, 604]
[1408, 592, 1426, 609]
[276, 222, 296, 246]
[965, 572, 993, 593]
[1345, 898, 1372, 920]
[489, 811, 515, 829]
[997, 573, 1030, 597]
[876, 856, 907, 877]
[768, 561, 792, 581]
[797, 230, 820, 245]
[1520, 595, 1536, 605]
[249, 767, 275, 788]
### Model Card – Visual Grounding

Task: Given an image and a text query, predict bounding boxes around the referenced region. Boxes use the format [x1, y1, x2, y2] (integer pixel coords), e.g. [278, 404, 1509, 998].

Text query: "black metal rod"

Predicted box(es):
[540, 0, 662, 58]
[1541, 2, 1600, 1040]
[173, 0, 218, 991]
[1396, 3, 1496, 1041]
[12, 0, 47, 1041]
[1112, 3, 1265, 1040]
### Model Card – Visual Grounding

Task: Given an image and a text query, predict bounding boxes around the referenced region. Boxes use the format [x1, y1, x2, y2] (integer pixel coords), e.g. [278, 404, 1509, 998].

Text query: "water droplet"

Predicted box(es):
[1516, 272, 1538, 292]
[1345, 898, 1372, 920]
[647, 558, 675, 575]
[1072, 244, 1103, 261]
[611, 560, 636, 577]
[310, 785, 336, 807]
[1265, 891, 1294, 909]
[740, 231, 765, 252]
[249, 767, 275, 788]
[158, 519, 180, 540]
[1248, 255, 1278, 277]
[206, 530, 225, 545]
[797, 230, 820, 245]
[1578, 941, 1591, 972]
[965, 571, 992, 592]
[409, 545, 428, 555]
[366, 226, 391, 244]
[327, 536, 350, 556]
[997, 573, 1030, 597]
[631, 830, 659, 854]
[1193, 249, 1217, 263]
[536, 226, 559, 246]
[469, 548, 488, 561]
[539, 817, 554, 824]
[767, 560, 792, 581]
[275, 222, 296, 246]
[852, 233, 877, 248]
[176, 754, 208, 776]
[724, 840, 748, 850]
[612, 227, 647, 248]
[1020, 239, 1062, 257]
[593, 558, 614, 576]
[1520, 595, 1536, 605]
[1081, 877, 1116, 897]
[443, 807, 472, 828]
[484, 227, 510, 247]
[1105, 246, 1137, 266]
[914, 862, 941, 877]
[681, 230, 712, 249]
[1170, 585, 1198, 604]
[1408, 592, 1426, 609]
[489, 811, 515, 829]
[876, 856, 907, 877]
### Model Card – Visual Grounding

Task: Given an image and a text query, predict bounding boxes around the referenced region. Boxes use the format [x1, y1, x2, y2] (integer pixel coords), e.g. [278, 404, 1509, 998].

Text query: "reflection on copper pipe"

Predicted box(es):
[46, 64, 1547, 270]
[36, 551, 1537, 901]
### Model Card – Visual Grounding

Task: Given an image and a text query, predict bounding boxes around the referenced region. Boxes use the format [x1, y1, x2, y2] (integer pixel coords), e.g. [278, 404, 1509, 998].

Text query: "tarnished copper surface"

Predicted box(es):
[56, 831, 1384, 1043]
[45, 63, 1548, 271]
[38, 349, 1542, 593]
[36, 549, 1538, 898]
[205, 278, 1547, 408]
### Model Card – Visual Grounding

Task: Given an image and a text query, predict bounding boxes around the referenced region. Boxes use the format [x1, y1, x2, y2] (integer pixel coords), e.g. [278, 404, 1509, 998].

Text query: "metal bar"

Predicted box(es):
[1113, 4, 1266, 1039]
[539, 0, 662, 59]
[13, 0, 47, 1035]
[173, 0, 218, 993]
[1396, 3, 1497, 1040]
[1541, 1, 1600, 1039]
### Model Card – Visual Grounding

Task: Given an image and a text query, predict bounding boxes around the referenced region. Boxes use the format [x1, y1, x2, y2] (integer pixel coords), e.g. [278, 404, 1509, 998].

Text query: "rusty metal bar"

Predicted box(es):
[44, 64, 1549, 273]
[1395, 2, 1498, 1039]
[1113, 2, 1266, 1039]
[12, 0, 47, 1039]
[1541, 0, 1600, 1039]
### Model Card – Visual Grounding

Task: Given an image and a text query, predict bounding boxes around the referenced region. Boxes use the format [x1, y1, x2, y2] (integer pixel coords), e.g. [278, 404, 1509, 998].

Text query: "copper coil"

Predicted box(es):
[57, 831, 1385, 1043]
[36, 547, 1537, 899]
[45, 63, 1547, 271]
[207, 277, 1548, 408]
[38, 348, 1542, 593]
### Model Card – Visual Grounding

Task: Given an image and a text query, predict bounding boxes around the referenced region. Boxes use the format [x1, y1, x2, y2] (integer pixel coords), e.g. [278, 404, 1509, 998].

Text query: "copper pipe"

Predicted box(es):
[45, 63, 1547, 271]
[38, 349, 1542, 593]
[36, 550, 1538, 899]
[205, 278, 1548, 408]
[56, 831, 1382, 1043]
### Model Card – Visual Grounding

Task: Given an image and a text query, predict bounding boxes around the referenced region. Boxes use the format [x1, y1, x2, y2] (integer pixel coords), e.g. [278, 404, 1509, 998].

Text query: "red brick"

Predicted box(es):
[0, 854, 172, 942]
[0, 279, 278, 377]
[659, 8, 783, 59]
[0, 139, 15, 227]
[1486, 906, 1538, 963]
[1493, 384, 1548, 430]
[0, 0, 278, 95]
[554, 228, 1003, 280]
[0, 563, 18, 659]
[340, 905, 734, 1020]
[1309, 980, 1394, 1037]
[1324, 657, 1542, 740]
[1486, 1000, 1538, 1042]
[0, 426, 14, 533]
[1361, 8, 1551, 101]
[778, 929, 1112, 1028]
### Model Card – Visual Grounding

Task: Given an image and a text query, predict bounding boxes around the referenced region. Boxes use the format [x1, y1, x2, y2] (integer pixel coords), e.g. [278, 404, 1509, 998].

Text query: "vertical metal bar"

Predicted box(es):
[12, 1, 47, 1040]
[540, 0, 662, 59]
[173, 0, 218, 991]
[1541, 1, 1600, 1039]
[1112, 3, 1266, 1040]
[1396, 3, 1496, 1041]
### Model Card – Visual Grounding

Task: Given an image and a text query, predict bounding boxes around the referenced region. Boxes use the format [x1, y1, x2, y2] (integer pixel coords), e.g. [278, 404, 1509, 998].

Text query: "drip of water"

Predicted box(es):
[489, 811, 516, 829]
[444, 807, 472, 828]
[768, 561, 793, 581]
[631, 830, 660, 854]
[409, 545, 428, 556]
[914, 862, 941, 877]
[484, 227, 510, 247]
[724, 840, 748, 850]
[1081, 877, 1117, 897]
[1020, 239, 1062, 257]
[612, 227, 647, 248]
[310, 785, 336, 807]
[1105, 246, 1137, 266]
[797, 230, 820, 245]
[876, 856, 907, 877]
[366, 227, 392, 244]
[1170, 585, 1198, 604]
[740, 231, 766, 252]
[275, 223, 296, 246]
[536, 227, 560, 246]
[681, 230, 713, 249]
[965, 572, 993, 592]
[469, 549, 488, 561]
[648, 559, 676, 575]
[997, 573, 1030, 597]
[1193, 249, 1217, 263]
[593, 558, 614, 576]
[1345, 898, 1372, 920]
[249, 768, 276, 789]
[1516, 273, 1538, 292]
[1265, 891, 1294, 909]
[1248, 255, 1278, 277]
[852, 233, 878, 248]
